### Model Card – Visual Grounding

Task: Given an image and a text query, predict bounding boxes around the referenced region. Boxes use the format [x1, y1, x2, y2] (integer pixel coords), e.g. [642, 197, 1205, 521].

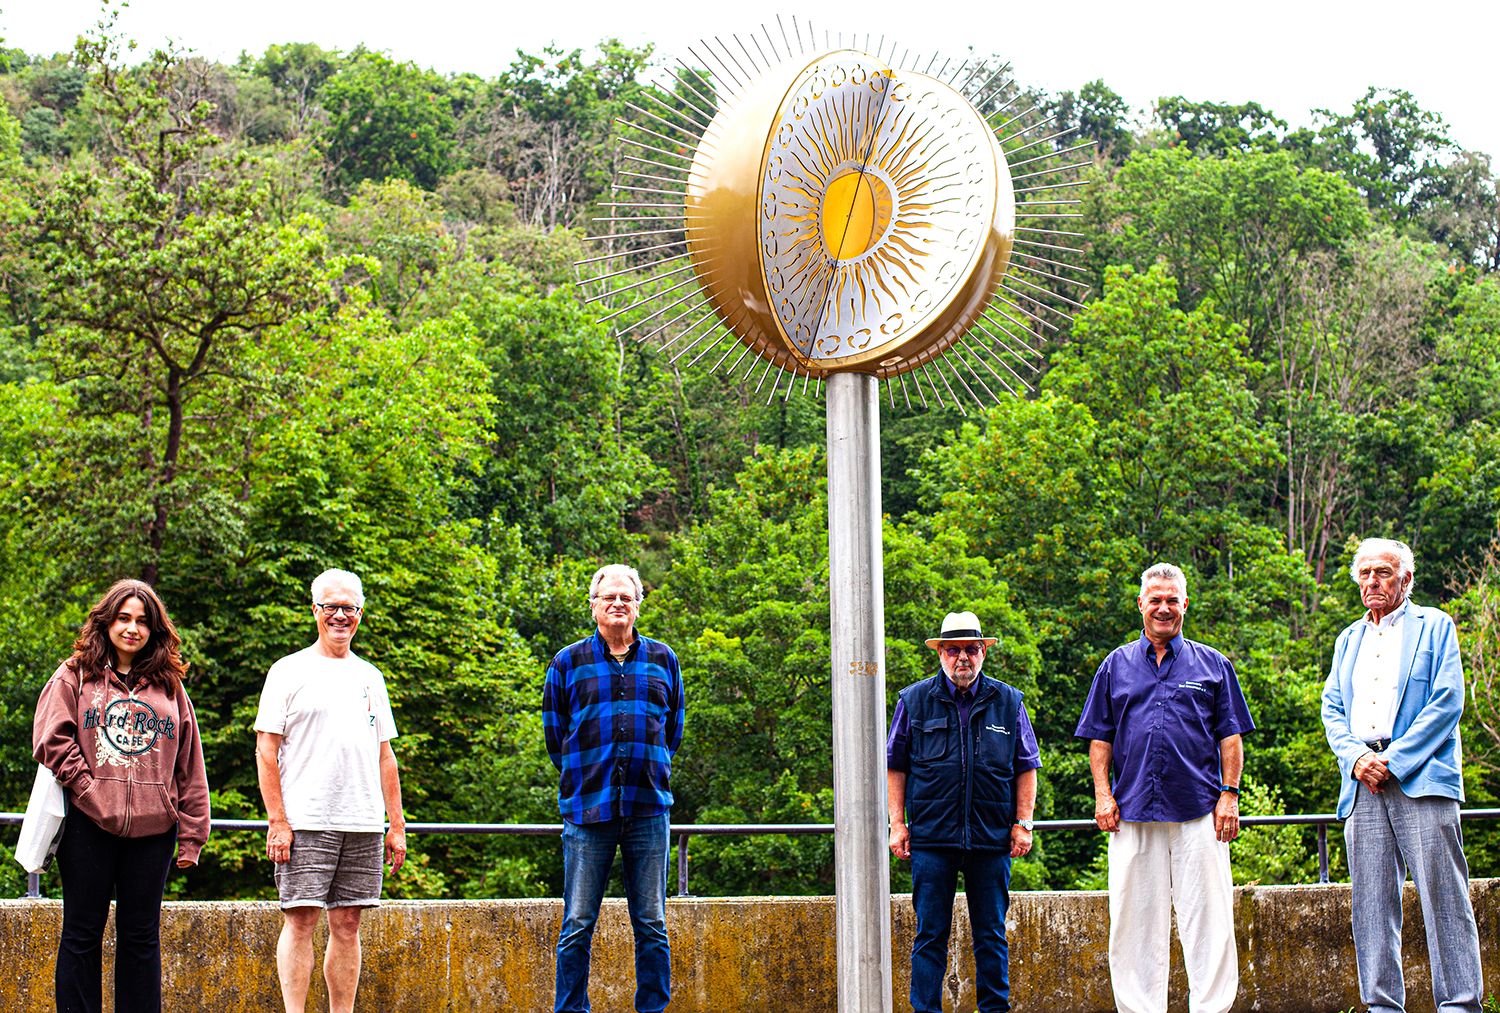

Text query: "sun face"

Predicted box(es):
[688, 49, 1014, 377]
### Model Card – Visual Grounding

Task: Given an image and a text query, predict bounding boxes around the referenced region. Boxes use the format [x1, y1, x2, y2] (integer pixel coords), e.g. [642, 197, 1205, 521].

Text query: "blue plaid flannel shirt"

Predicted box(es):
[543, 630, 685, 824]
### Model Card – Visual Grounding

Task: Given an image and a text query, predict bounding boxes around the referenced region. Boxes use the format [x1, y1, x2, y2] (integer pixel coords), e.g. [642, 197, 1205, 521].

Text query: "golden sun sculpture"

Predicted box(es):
[578, 23, 1093, 412]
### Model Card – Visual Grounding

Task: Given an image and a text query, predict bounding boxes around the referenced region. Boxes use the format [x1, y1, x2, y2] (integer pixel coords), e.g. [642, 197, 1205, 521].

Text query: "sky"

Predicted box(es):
[5, 0, 1497, 161]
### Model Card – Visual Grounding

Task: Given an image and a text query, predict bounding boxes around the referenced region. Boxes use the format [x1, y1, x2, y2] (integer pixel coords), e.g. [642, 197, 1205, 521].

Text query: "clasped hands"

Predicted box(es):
[1353, 751, 1391, 793]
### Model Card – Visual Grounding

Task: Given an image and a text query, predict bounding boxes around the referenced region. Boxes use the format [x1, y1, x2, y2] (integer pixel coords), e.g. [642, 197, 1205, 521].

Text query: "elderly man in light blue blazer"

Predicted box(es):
[1321, 537, 1483, 1013]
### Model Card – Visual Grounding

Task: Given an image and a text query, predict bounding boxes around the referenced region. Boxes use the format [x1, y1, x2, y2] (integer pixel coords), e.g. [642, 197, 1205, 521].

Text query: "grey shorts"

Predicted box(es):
[274, 830, 384, 909]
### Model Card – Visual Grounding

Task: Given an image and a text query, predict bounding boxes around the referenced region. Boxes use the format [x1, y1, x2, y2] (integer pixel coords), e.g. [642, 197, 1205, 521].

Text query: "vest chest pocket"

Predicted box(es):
[912, 717, 951, 762]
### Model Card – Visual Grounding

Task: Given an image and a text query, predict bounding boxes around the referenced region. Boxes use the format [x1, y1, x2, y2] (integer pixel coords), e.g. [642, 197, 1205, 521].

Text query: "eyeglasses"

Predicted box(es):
[943, 645, 983, 658]
[317, 603, 363, 617]
[593, 594, 638, 606]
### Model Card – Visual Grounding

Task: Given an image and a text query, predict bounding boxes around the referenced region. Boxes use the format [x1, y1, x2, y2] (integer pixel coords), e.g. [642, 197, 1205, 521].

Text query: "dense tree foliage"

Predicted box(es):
[0, 21, 1498, 900]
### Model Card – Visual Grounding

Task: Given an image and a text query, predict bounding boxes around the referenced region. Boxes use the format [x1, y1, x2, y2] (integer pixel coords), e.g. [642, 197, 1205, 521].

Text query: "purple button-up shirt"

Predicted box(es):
[887, 674, 1042, 774]
[1074, 632, 1254, 823]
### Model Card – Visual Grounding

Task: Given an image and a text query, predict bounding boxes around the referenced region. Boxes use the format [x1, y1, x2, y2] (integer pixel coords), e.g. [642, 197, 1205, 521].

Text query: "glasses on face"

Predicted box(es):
[593, 594, 638, 606]
[944, 645, 982, 658]
[317, 603, 362, 617]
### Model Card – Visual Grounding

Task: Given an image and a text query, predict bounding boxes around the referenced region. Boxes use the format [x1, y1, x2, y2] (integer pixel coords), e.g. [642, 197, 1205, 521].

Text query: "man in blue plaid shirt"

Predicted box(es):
[544, 563, 685, 1013]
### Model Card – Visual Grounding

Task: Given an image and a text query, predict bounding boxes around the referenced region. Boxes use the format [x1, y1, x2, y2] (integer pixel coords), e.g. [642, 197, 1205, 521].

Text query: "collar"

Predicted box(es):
[944, 673, 980, 699]
[594, 629, 640, 657]
[1361, 598, 1409, 630]
[1140, 631, 1185, 659]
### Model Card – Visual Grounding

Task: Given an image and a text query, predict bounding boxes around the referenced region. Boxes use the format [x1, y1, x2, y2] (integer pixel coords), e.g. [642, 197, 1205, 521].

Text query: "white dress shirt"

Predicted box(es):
[1349, 599, 1408, 744]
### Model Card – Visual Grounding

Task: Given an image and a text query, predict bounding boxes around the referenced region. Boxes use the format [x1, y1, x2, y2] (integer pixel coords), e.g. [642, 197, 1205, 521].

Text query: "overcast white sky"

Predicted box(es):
[5, 0, 1496, 160]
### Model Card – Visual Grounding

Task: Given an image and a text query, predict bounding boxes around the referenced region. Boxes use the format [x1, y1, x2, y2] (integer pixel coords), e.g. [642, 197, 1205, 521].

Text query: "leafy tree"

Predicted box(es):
[252, 42, 341, 135]
[31, 31, 335, 587]
[321, 51, 455, 190]
[1310, 86, 1455, 221]
[1050, 79, 1134, 163]
[1154, 96, 1285, 156]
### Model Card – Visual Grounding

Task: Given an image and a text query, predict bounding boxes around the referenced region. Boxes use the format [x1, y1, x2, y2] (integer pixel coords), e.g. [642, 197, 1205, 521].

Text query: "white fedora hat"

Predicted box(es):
[924, 611, 998, 649]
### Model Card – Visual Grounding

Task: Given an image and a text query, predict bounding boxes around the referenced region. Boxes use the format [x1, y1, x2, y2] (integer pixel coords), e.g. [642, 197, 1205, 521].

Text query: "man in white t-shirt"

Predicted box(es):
[255, 568, 405, 1013]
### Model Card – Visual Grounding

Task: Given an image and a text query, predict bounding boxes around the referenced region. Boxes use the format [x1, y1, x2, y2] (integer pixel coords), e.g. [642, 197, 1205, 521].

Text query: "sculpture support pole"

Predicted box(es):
[826, 371, 893, 1013]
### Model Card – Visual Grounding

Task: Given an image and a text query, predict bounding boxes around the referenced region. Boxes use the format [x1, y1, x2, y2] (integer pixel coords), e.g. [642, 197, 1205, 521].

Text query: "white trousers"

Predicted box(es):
[1108, 814, 1238, 1013]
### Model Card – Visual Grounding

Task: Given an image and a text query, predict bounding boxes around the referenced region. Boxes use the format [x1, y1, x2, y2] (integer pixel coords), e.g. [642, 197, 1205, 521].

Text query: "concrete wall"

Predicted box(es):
[3, 881, 1497, 1012]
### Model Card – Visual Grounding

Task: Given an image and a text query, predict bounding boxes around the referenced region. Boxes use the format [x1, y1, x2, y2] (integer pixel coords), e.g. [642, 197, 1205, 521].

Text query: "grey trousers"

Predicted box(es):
[1345, 779, 1484, 1013]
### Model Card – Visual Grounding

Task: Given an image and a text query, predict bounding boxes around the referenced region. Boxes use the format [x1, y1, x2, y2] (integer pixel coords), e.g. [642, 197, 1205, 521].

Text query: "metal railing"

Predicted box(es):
[8, 810, 1500, 899]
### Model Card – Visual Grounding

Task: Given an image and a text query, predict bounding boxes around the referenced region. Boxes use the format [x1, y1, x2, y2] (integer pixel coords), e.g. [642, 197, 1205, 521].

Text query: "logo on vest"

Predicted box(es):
[1179, 680, 1208, 694]
[985, 724, 1011, 735]
[82, 699, 176, 756]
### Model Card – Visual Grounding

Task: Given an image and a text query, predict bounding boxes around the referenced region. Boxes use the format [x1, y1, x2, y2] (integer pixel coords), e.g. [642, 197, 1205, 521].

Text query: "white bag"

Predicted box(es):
[15, 763, 67, 873]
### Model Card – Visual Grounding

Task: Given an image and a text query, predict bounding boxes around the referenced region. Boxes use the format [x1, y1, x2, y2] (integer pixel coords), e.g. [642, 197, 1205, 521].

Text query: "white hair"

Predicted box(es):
[1349, 538, 1415, 585]
[1139, 562, 1187, 599]
[311, 568, 365, 608]
[589, 563, 644, 602]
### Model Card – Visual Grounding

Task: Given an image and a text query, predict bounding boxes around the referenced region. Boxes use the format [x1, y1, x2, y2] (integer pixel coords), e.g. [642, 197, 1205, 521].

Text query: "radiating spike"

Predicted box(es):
[686, 329, 735, 369]
[969, 321, 1038, 389]
[659, 307, 720, 351]
[1007, 273, 1089, 310]
[690, 44, 744, 92]
[580, 227, 684, 242]
[1014, 180, 1090, 194]
[969, 68, 1010, 105]
[972, 77, 1014, 113]
[1014, 213, 1084, 219]
[674, 60, 724, 112]
[993, 104, 1039, 134]
[618, 137, 694, 164]
[898, 370, 914, 410]
[619, 119, 709, 154]
[665, 318, 723, 362]
[583, 263, 694, 304]
[625, 100, 703, 139]
[639, 92, 710, 132]
[714, 336, 751, 374]
[932, 358, 967, 416]
[581, 252, 689, 285]
[1006, 126, 1080, 157]
[959, 333, 1025, 394]
[924, 53, 939, 73]
[618, 169, 688, 188]
[803, 369, 813, 396]
[1015, 200, 1084, 208]
[789, 16, 804, 55]
[985, 306, 1049, 352]
[1011, 161, 1093, 183]
[1001, 116, 1067, 146]
[752, 354, 778, 393]
[732, 35, 763, 76]
[815, 376, 822, 400]
[1011, 260, 1092, 291]
[766, 364, 791, 405]
[899, 48, 911, 69]
[1011, 248, 1089, 274]
[875, 35, 885, 59]
[576, 239, 685, 266]
[985, 92, 1027, 125]
[919, 360, 946, 408]
[591, 216, 688, 223]
[597, 274, 699, 322]
[611, 186, 688, 197]
[751, 32, 773, 70]
[947, 59, 973, 87]
[941, 351, 984, 409]
[633, 296, 712, 344]
[974, 312, 1038, 359]
[596, 203, 686, 211]
[995, 291, 1062, 331]
[1012, 236, 1086, 257]
[624, 155, 691, 177]
[763, 23, 784, 63]
[1014, 226, 1088, 238]
[1009, 140, 1097, 169]
[886, 375, 895, 410]
[714, 37, 753, 84]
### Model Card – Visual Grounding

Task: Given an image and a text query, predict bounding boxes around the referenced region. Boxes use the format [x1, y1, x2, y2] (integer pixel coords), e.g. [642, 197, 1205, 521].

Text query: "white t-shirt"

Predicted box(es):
[254, 647, 398, 832]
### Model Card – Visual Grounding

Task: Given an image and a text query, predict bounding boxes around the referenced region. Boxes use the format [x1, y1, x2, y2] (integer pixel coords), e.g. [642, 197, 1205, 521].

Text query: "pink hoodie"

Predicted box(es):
[33, 660, 211, 863]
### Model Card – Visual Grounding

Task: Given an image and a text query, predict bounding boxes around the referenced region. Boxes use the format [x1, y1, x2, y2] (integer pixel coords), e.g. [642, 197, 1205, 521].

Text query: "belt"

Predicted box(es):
[1365, 738, 1391, 752]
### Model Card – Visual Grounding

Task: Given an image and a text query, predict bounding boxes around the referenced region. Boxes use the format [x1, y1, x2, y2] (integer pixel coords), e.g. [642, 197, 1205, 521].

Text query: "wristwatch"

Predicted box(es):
[1015, 819, 1034, 831]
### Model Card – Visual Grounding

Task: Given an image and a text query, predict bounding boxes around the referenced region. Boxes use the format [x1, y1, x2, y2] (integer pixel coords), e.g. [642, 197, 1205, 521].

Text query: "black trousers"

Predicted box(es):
[55, 811, 177, 1013]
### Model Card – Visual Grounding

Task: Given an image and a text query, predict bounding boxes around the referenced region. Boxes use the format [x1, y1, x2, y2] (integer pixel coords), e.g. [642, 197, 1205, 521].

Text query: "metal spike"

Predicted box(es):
[580, 252, 689, 285]
[1012, 248, 1090, 274]
[715, 37, 753, 83]
[610, 185, 688, 197]
[1012, 236, 1086, 257]
[959, 333, 1024, 395]
[1011, 161, 1093, 183]
[685, 329, 735, 369]
[941, 352, 984, 408]
[733, 35, 763, 76]
[1009, 140, 1098, 170]
[993, 293, 1061, 332]
[673, 60, 724, 112]
[690, 44, 744, 92]
[1005, 126, 1081, 158]
[1014, 180, 1091, 194]
[596, 275, 699, 322]
[803, 369, 812, 396]
[763, 23, 784, 63]
[750, 32, 773, 70]
[625, 100, 703, 139]
[766, 364, 790, 405]
[1011, 260, 1092, 291]
[1006, 274, 1088, 310]
[619, 119, 708, 153]
[580, 227, 685, 242]
[1014, 226, 1087, 238]
[584, 263, 695, 305]
[576, 239, 685, 266]
[752, 355, 778, 393]
[919, 360, 946, 408]
[814, 376, 822, 400]
[898, 370, 913, 410]
[983, 307, 1047, 354]
[789, 16, 804, 56]
[618, 170, 687, 189]
[924, 53, 938, 73]
[618, 137, 694, 164]
[932, 358, 967, 416]
[886, 375, 896, 409]
[591, 216, 688, 223]
[993, 104, 1039, 135]
[666, 317, 724, 361]
[634, 296, 712, 344]
[638, 92, 710, 132]
[659, 308, 720, 352]
[713, 336, 750, 374]
[623, 154, 692, 175]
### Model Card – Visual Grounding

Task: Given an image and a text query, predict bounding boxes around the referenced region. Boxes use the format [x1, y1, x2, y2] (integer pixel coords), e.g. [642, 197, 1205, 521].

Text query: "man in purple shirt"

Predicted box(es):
[1075, 563, 1254, 1013]
[888, 611, 1041, 1013]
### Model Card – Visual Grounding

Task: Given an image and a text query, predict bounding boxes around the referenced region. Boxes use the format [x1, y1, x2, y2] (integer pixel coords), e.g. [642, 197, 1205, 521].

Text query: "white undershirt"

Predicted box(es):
[1349, 599, 1408, 744]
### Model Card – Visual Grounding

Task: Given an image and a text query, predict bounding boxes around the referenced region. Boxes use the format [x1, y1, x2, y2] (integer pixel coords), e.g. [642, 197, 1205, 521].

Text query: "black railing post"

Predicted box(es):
[1318, 824, 1329, 884]
[676, 834, 690, 897]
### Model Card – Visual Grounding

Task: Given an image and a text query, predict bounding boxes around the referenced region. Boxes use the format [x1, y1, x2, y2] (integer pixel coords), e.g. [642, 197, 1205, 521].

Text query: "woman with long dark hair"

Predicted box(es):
[32, 579, 210, 1013]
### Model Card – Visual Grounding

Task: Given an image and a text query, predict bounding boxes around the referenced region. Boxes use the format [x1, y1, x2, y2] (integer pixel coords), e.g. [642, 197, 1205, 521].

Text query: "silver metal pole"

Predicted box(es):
[825, 371, 893, 1013]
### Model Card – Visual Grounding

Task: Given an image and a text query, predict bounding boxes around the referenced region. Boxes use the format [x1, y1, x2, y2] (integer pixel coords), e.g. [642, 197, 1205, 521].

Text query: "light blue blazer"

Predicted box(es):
[1321, 600, 1466, 820]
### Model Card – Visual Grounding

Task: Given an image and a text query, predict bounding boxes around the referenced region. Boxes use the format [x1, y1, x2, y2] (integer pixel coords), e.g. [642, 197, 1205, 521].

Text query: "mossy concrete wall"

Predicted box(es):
[2, 881, 1496, 1011]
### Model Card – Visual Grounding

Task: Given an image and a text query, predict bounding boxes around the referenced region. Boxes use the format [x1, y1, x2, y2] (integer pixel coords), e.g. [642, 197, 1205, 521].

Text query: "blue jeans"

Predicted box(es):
[555, 814, 671, 1013]
[910, 847, 1012, 1013]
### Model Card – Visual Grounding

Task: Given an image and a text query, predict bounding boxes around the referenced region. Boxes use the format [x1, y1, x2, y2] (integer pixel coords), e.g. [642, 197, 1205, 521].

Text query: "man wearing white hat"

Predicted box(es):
[887, 610, 1040, 1013]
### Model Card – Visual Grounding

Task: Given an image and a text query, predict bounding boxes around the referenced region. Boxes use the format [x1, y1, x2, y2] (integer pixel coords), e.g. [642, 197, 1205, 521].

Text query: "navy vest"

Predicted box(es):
[899, 672, 1023, 852]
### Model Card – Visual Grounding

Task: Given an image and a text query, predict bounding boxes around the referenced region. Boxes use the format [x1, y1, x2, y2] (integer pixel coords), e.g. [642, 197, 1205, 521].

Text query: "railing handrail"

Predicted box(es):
[8, 810, 1499, 897]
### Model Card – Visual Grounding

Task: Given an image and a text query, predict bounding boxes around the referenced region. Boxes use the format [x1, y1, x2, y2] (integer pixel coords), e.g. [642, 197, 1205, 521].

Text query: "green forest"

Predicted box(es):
[1, 16, 1498, 902]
